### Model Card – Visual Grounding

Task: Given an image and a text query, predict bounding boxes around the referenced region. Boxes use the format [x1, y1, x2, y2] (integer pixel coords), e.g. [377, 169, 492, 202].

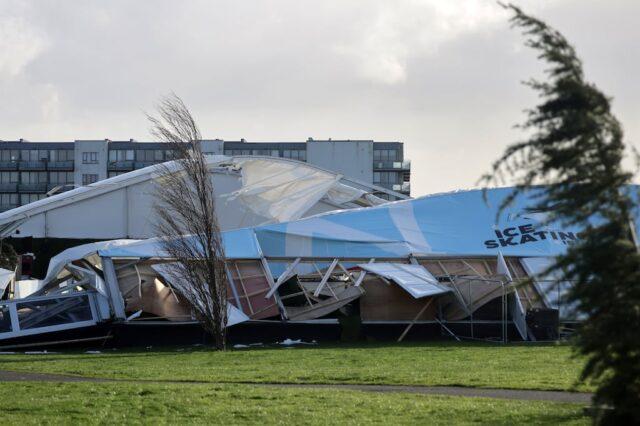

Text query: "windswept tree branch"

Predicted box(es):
[485, 5, 640, 422]
[149, 93, 228, 350]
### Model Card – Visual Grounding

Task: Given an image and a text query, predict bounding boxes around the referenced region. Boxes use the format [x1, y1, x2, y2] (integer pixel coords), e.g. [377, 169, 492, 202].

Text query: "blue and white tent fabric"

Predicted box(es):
[98, 228, 262, 259]
[97, 186, 640, 261]
[250, 187, 640, 259]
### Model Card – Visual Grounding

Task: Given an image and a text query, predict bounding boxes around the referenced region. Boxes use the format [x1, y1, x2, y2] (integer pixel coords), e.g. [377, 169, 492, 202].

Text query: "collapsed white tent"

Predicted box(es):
[225, 157, 385, 223]
[4, 186, 626, 344]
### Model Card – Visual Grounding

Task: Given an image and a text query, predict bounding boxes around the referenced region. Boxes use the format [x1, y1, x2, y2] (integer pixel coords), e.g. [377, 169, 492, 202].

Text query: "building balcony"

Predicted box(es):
[0, 162, 18, 170]
[18, 161, 47, 171]
[374, 183, 395, 190]
[374, 182, 410, 194]
[0, 183, 18, 192]
[47, 161, 75, 170]
[0, 204, 18, 213]
[373, 160, 411, 171]
[108, 161, 135, 171]
[134, 161, 155, 169]
[18, 183, 48, 193]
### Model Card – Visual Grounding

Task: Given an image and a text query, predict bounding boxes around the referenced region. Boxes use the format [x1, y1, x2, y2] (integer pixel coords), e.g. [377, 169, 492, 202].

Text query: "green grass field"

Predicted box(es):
[1, 342, 588, 391]
[0, 382, 588, 425]
[0, 342, 592, 424]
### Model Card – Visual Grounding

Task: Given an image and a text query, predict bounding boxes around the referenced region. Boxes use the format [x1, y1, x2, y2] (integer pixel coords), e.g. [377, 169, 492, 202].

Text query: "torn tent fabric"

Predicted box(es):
[357, 263, 450, 298]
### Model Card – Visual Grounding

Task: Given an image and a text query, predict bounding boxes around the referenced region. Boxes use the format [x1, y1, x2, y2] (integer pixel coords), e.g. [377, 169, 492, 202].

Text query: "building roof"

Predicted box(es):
[0, 155, 408, 239]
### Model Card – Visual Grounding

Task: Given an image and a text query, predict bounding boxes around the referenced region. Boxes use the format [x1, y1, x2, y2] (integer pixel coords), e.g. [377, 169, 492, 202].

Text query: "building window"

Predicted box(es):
[82, 152, 98, 164]
[50, 172, 74, 184]
[282, 149, 306, 161]
[373, 171, 400, 185]
[373, 149, 398, 162]
[20, 171, 47, 184]
[0, 150, 20, 162]
[20, 193, 45, 205]
[136, 150, 156, 162]
[0, 172, 18, 183]
[0, 194, 17, 206]
[82, 174, 98, 185]
[19, 149, 49, 162]
[50, 149, 73, 162]
[108, 150, 134, 162]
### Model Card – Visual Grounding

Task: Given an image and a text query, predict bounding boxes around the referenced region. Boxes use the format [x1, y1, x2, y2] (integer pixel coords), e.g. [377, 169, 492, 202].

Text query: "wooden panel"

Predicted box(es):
[360, 277, 437, 321]
[437, 260, 469, 275]
[113, 259, 281, 321]
[419, 260, 444, 276]
[228, 260, 280, 320]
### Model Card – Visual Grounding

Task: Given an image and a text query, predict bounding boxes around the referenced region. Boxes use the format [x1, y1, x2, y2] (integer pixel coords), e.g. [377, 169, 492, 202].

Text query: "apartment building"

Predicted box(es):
[0, 138, 410, 211]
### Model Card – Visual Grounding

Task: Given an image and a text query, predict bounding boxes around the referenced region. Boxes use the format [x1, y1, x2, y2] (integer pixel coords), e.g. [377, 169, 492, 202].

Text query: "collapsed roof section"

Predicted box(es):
[0, 186, 602, 344]
[0, 155, 402, 240]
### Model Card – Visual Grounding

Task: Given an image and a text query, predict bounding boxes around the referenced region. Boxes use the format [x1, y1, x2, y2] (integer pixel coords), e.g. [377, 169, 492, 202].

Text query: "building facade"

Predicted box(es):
[0, 138, 410, 211]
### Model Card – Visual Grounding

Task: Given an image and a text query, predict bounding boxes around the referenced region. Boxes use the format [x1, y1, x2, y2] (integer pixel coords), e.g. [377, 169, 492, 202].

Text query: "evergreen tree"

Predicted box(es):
[0, 241, 17, 271]
[485, 4, 640, 423]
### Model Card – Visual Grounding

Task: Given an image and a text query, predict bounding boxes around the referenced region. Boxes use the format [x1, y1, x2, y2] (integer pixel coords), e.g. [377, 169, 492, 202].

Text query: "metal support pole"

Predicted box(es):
[397, 298, 433, 343]
[469, 281, 474, 339]
[502, 280, 507, 344]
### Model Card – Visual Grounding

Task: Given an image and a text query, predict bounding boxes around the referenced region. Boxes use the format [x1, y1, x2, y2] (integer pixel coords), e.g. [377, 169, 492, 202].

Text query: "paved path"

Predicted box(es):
[0, 370, 591, 404]
[0, 370, 104, 383]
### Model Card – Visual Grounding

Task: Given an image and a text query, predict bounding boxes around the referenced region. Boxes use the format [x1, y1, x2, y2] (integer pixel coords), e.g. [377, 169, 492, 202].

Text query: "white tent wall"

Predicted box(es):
[47, 190, 128, 239]
[0, 158, 389, 240]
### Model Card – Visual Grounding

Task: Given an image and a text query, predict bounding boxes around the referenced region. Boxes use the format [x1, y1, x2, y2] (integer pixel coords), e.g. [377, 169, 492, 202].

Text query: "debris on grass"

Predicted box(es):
[279, 339, 317, 346]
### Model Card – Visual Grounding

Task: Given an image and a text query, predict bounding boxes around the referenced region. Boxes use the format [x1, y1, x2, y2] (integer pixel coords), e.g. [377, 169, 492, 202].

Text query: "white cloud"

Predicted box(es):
[334, 0, 508, 85]
[0, 15, 48, 77]
[0, 0, 638, 196]
[40, 84, 60, 121]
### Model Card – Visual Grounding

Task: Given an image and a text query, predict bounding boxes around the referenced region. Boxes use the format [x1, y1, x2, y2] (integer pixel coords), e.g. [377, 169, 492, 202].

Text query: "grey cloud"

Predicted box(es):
[0, 0, 638, 195]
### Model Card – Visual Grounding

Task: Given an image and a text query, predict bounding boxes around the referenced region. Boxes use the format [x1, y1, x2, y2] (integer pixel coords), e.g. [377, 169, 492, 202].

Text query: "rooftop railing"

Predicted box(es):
[47, 161, 75, 170]
[0, 162, 18, 170]
[107, 161, 135, 171]
[0, 183, 18, 192]
[18, 161, 46, 171]
[18, 183, 48, 193]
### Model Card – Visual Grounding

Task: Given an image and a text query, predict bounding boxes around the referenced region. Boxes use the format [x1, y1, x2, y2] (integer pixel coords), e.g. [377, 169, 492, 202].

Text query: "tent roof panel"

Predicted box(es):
[358, 263, 450, 298]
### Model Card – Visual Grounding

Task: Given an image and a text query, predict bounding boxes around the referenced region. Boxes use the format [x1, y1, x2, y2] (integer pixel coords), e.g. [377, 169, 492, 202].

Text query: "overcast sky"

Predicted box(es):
[1, 1, 638, 196]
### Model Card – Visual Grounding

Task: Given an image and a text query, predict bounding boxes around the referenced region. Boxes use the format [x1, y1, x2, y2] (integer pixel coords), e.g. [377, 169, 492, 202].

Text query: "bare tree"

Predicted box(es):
[148, 94, 228, 350]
